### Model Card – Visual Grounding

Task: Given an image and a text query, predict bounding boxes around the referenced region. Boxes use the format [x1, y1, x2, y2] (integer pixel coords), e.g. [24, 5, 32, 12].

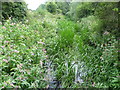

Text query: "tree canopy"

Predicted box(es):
[2, 0, 27, 23]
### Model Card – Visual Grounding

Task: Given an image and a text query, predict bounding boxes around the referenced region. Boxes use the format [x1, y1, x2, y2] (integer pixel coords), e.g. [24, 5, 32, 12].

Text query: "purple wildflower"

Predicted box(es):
[4, 41, 9, 44]
[38, 41, 45, 45]
[42, 49, 47, 53]
[10, 83, 14, 87]
[14, 50, 19, 53]
[3, 59, 8, 63]
[1, 46, 5, 48]
[2, 26, 6, 29]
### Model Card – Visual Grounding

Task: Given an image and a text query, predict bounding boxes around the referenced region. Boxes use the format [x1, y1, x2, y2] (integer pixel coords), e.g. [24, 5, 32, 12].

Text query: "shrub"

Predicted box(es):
[2, 1, 27, 23]
[0, 20, 47, 88]
[79, 15, 102, 45]
[46, 2, 57, 14]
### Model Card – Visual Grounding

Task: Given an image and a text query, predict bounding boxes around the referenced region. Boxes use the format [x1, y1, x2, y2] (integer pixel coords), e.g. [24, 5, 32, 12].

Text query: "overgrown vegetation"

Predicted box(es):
[0, 0, 119, 89]
[2, 0, 27, 23]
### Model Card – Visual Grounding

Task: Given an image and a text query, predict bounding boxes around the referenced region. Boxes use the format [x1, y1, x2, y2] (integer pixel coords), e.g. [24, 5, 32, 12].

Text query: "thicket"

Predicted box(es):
[46, 2, 57, 14]
[2, 0, 27, 23]
[0, 1, 120, 89]
[67, 2, 119, 38]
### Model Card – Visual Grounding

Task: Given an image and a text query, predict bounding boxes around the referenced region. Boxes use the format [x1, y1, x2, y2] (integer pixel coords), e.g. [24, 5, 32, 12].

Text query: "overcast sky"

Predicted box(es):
[24, 0, 47, 10]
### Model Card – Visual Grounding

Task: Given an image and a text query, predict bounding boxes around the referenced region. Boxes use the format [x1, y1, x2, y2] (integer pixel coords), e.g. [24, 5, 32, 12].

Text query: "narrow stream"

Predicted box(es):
[72, 61, 87, 84]
[45, 59, 87, 88]
[45, 60, 61, 88]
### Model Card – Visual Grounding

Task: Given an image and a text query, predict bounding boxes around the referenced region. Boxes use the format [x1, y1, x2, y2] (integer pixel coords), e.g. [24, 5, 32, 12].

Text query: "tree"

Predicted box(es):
[76, 3, 94, 20]
[67, 2, 94, 21]
[56, 2, 70, 15]
[2, 0, 27, 23]
[46, 2, 57, 14]
[94, 2, 118, 36]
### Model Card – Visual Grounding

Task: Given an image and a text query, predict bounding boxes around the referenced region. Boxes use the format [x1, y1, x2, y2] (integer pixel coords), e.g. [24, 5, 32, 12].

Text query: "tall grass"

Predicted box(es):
[45, 16, 119, 88]
[1, 13, 119, 88]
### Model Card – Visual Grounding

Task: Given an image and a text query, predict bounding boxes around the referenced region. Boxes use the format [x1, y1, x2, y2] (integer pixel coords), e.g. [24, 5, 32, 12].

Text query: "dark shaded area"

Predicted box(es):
[2, 1, 27, 24]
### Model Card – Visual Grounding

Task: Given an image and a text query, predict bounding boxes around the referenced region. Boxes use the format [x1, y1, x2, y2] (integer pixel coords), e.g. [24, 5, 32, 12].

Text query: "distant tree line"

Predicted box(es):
[45, 1, 119, 37]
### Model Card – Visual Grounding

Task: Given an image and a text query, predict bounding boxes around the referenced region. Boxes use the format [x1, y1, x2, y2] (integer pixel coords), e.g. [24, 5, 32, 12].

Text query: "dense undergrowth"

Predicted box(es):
[1, 5, 120, 89]
[0, 20, 48, 88]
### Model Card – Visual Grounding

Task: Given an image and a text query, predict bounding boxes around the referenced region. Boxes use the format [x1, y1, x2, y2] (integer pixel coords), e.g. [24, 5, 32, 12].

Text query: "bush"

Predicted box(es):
[94, 2, 119, 37]
[0, 20, 47, 88]
[57, 20, 75, 49]
[79, 15, 102, 45]
[2, 1, 27, 23]
[1, 5, 119, 88]
[46, 2, 57, 14]
[76, 3, 92, 19]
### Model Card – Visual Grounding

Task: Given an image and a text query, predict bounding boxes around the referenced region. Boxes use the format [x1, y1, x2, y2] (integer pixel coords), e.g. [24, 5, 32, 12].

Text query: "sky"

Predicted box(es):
[24, 0, 47, 10]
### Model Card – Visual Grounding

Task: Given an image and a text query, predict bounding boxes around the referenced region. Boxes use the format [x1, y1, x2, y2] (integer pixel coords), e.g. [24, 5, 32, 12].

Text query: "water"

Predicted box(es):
[45, 60, 61, 88]
[45, 60, 87, 88]
[71, 61, 86, 84]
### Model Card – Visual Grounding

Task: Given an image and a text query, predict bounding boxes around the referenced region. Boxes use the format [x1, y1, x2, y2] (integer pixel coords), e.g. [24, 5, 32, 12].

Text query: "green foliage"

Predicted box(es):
[0, 20, 47, 88]
[46, 2, 57, 14]
[80, 15, 102, 44]
[83, 37, 119, 88]
[76, 3, 94, 20]
[56, 9, 62, 14]
[67, 2, 94, 21]
[68, 2, 119, 37]
[37, 4, 46, 10]
[94, 2, 118, 37]
[56, 2, 70, 15]
[44, 17, 119, 88]
[2, 1, 27, 23]
[36, 4, 47, 16]
[66, 2, 80, 21]
[57, 20, 75, 48]
[0, 2, 119, 88]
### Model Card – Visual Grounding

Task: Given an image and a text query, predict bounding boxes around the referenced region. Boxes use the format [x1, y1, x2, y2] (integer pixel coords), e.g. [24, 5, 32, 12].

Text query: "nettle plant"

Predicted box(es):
[0, 20, 48, 88]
